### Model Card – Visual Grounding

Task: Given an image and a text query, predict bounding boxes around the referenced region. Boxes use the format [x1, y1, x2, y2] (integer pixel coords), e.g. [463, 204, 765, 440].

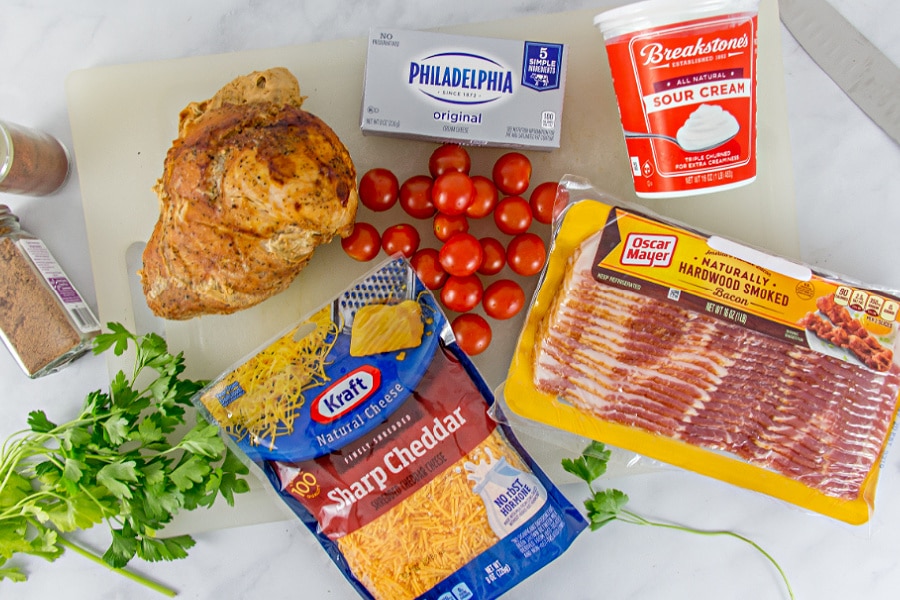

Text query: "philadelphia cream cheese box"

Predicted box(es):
[361, 28, 568, 150]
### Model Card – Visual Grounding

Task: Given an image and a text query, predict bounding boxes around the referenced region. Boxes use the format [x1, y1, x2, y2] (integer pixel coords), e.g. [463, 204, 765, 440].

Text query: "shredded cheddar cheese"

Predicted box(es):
[199, 306, 339, 447]
[336, 429, 527, 600]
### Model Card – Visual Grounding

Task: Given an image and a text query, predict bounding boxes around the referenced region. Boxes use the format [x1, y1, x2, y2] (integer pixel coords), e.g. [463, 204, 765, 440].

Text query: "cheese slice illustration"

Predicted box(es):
[350, 300, 425, 357]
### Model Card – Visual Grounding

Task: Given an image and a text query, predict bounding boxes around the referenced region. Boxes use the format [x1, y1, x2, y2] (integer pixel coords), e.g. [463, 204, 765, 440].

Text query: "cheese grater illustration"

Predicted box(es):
[333, 257, 417, 332]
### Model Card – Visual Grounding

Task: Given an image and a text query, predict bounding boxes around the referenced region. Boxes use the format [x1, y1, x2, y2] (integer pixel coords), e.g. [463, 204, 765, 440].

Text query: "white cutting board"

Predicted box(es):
[65, 0, 796, 534]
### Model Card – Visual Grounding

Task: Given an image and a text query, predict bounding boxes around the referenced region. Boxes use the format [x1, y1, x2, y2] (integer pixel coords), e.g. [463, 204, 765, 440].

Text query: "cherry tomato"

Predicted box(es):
[451, 313, 492, 356]
[433, 213, 469, 242]
[478, 237, 506, 276]
[439, 232, 484, 277]
[341, 222, 381, 262]
[428, 143, 471, 177]
[358, 168, 399, 212]
[381, 223, 420, 258]
[492, 152, 532, 195]
[466, 175, 499, 219]
[440, 274, 483, 313]
[399, 175, 436, 219]
[482, 279, 526, 320]
[432, 171, 475, 216]
[529, 181, 558, 225]
[410, 248, 448, 290]
[507, 232, 546, 276]
[493, 196, 533, 235]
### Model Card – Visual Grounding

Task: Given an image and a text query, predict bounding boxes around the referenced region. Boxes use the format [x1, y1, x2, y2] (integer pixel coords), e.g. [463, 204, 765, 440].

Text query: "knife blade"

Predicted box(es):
[779, 0, 900, 145]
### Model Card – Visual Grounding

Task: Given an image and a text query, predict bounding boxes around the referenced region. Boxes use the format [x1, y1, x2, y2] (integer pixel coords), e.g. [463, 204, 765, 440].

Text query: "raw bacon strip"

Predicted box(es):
[534, 241, 900, 502]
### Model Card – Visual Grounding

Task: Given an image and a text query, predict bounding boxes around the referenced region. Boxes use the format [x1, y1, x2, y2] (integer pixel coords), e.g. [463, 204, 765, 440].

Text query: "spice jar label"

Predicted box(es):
[17, 239, 101, 334]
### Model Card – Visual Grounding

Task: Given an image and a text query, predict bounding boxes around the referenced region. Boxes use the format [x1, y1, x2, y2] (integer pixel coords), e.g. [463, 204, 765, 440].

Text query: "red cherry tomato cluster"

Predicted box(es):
[344, 143, 558, 357]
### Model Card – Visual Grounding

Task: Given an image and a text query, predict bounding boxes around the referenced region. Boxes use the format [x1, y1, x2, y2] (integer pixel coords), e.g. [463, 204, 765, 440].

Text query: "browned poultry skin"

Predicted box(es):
[140, 69, 358, 320]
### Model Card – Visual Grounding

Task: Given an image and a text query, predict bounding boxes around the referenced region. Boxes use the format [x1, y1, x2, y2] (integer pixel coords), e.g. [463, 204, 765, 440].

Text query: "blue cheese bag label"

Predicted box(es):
[362, 28, 568, 150]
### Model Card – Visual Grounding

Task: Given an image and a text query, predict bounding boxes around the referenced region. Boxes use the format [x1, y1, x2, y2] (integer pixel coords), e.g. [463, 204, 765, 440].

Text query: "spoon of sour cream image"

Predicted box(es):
[625, 103, 740, 153]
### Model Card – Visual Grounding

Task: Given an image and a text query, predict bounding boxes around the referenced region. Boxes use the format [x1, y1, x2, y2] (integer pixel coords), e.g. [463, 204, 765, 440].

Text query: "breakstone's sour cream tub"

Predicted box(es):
[594, 0, 760, 198]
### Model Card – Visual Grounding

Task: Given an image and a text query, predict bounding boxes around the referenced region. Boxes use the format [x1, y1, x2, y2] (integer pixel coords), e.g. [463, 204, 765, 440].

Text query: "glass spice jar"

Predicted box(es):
[0, 205, 101, 378]
[0, 120, 71, 196]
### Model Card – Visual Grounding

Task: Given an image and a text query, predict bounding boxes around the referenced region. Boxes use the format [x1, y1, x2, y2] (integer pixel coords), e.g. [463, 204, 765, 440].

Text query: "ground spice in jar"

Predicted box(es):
[0, 206, 100, 377]
[0, 120, 71, 196]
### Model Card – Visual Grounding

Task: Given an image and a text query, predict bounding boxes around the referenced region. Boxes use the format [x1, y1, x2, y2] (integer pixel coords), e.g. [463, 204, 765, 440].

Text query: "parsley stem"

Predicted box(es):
[564, 443, 795, 600]
[617, 509, 795, 600]
[54, 534, 177, 597]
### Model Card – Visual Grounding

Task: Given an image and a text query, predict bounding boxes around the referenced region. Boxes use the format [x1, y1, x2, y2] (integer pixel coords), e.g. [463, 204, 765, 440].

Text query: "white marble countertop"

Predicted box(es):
[1, 1, 898, 599]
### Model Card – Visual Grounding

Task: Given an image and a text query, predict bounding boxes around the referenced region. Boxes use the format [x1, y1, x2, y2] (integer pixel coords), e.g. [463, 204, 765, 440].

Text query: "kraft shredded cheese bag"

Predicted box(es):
[194, 257, 586, 599]
[504, 176, 900, 525]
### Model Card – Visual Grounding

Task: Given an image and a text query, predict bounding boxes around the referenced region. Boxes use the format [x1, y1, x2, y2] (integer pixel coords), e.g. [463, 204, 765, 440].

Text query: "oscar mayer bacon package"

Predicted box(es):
[194, 257, 586, 600]
[504, 176, 900, 524]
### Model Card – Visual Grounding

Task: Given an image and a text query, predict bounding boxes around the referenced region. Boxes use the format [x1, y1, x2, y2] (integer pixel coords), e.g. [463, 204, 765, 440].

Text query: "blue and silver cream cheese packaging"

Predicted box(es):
[361, 28, 568, 150]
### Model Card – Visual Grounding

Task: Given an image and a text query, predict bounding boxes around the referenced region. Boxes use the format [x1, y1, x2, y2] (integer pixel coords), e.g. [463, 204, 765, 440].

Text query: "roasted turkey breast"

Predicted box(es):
[140, 67, 358, 320]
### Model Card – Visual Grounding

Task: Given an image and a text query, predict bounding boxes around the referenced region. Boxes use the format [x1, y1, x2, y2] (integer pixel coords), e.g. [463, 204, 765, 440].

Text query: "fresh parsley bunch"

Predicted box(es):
[563, 441, 795, 599]
[0, 323, 249, 596]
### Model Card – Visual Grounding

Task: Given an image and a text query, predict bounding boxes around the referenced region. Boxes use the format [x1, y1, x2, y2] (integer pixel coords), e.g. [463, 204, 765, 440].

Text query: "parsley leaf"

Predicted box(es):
[138, 535, 195, 563]
[561, 440, 610, 485]
[97, 461, 140, 500]
[0, 323, 249, 596]
[214, 449, 251, 505]
[583, 488, 629, 531]
[26, 410, 56, 433]
[104, 526, 138, 568]
[170, 454, 212, 491]
[177, 423, 226, 458]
